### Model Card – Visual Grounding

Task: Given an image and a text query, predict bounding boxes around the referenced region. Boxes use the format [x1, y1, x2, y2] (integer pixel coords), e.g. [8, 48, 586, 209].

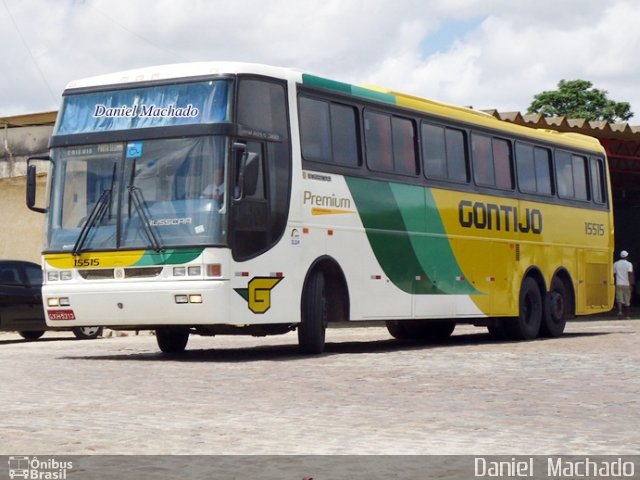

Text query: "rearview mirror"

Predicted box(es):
[26, 155, 50, 214]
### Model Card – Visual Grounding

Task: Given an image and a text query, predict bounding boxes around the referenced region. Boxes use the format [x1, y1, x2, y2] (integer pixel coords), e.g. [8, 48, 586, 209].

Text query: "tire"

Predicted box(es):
[387, 320, 455, 340]
[487, 322, 508, 340]
[156, 327, 190, 354]
[541, 277, 568, 338]
[505, 277, 542, 340]
[298, 270, 327, 354]
[72, 326, 104, 340]
[18, 330, 45, 340]
[386, 320, 412, 340]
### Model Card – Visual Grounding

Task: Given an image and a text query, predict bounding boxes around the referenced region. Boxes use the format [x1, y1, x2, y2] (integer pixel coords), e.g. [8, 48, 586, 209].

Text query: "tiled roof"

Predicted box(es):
[482, 110, 640, 142]
[0, 111, 57, 128]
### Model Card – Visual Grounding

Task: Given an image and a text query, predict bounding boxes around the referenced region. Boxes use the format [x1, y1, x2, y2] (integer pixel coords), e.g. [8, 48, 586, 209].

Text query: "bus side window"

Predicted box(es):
[492, 138, 513, 189]
[572, 154, 588, 200]
[299, 96, 331, 162]
[516, 142, 536, 192]
[330, 103, 359, 167]
[590, 157, 606, 204]
[534, 147, 553, 195]
[299, 97, 360, 168]
[445, 128, 468, 183]
[422, 123, 447, 178]
[472, 133, 494, 186]
[555, 150, 574, 198]
[518, 143, 553, 195]
[364, 110, 393, 172]
[392, 117, 417, 176]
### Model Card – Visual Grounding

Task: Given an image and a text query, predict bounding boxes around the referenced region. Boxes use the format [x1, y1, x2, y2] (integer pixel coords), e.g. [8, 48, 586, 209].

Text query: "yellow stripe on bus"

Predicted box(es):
[44, 250, 146, 269]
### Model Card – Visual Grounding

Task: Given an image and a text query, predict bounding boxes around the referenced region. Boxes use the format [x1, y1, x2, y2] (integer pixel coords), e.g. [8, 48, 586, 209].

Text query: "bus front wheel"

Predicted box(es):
[506, 277, 542, 340]
[156, 327, 190, 354]
[387, 320, 455, 340]
[298, 270, 327, 354]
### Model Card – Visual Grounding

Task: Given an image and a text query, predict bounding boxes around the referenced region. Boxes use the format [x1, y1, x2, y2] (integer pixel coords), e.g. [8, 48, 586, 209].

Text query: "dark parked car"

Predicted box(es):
[0, 260, 102, 340]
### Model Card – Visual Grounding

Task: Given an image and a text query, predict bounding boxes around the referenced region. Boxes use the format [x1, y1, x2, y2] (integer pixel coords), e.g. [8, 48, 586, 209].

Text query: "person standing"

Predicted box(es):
[613, 250, 634, 319]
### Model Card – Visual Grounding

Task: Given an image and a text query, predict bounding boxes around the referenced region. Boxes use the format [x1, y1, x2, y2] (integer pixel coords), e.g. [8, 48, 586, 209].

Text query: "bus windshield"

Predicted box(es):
[46, 136, 228, 252]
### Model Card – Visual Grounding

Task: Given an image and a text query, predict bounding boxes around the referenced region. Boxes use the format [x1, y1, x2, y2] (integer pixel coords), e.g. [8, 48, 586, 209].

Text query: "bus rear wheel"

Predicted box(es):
[298, 270, 327, 354]
[156, 327, 190, 353]
[505, 277, 542, 340]
[541, 277, 568, 337]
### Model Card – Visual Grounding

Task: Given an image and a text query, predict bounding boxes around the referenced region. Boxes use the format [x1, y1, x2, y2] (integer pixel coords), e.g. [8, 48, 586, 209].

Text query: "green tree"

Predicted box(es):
[527, 79, 633, 123]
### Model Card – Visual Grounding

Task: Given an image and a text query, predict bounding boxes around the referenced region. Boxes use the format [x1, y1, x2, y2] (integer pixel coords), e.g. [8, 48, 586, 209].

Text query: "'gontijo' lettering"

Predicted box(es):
[458, 200, 543, 234]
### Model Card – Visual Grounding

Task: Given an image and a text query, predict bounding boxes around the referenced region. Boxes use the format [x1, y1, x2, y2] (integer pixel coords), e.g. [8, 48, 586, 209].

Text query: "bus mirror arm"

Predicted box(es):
[26, 155, 51, 214]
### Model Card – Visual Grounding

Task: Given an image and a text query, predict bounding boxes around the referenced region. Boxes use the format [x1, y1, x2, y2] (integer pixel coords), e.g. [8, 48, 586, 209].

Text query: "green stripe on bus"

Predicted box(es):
[389, 183, 478, 295]
[133, 248, 204, 266]
[302, 74, 397, 105]
[345, 177, 477, 295]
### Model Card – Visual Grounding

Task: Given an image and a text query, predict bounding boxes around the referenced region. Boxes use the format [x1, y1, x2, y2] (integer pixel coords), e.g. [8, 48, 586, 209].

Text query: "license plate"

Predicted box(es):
[47, 309, 76, 321]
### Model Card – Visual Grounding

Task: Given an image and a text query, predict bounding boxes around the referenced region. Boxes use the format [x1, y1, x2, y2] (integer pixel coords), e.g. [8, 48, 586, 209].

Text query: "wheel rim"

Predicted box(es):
[80, 327, 100, 336]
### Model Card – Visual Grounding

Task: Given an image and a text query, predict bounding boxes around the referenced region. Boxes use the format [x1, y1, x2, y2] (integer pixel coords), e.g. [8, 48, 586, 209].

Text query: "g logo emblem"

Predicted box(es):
[234, 276, 283, 314]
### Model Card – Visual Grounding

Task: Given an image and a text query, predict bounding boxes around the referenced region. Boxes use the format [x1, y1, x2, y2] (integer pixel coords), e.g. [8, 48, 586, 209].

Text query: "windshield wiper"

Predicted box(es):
[72, 162, 117, 256]
[128, 186, 164, 252]
[72, 189, 112, 256]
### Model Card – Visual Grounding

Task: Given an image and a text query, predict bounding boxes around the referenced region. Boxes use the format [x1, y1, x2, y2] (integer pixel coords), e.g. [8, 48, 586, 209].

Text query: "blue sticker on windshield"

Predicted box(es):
[127, 142, 143, 158]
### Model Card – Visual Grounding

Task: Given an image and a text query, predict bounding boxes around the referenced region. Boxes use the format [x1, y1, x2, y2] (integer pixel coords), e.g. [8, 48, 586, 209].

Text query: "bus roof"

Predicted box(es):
[64, 61, 604, 154]
[63, 61, 301, 90]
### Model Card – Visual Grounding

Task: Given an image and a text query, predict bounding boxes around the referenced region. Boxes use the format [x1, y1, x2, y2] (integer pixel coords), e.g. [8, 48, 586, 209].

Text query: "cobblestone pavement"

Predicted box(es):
[0, 318, 638, 455]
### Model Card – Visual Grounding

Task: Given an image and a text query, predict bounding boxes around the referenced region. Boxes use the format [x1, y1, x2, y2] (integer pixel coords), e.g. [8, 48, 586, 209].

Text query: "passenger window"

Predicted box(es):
[365, 110, 417, 176]
[534, 147, 552, 195]
[493, 138, 513, 189]
[555, 151, 574, 198]
[516, 142, 552, 195]
[299, 96, 331, 163]
[572, 155, 588, 201]
[446, 129, 468, 183]
[590, 157, 606, 204]
[556, 151, 589, 201]
[516, 142, 536, 192]
[392, 117, 417, 175]
[422, 123, 468, 183]
[299, 97, 360, 167]
[422, 123, 447, 178]
[365, 111, 393, 172]
[330, 103, 359, 167]
[472, 134, 494, 186]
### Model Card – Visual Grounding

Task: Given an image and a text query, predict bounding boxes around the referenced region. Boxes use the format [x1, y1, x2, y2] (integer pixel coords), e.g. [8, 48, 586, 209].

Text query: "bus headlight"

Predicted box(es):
[188, 294, 203, 304]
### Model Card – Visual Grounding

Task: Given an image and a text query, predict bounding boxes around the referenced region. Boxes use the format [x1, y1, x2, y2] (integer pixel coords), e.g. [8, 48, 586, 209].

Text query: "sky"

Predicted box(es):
[2, 0, 640, 122]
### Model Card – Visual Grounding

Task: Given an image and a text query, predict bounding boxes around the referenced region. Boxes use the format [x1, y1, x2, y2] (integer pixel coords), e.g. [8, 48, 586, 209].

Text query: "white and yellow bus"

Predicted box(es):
[27, 62, 614, 354]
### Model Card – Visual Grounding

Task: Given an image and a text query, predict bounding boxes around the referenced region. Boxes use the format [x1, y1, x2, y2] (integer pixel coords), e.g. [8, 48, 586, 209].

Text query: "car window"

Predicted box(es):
[23, 265, 43, 286]
[0, 266, 22, 286]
